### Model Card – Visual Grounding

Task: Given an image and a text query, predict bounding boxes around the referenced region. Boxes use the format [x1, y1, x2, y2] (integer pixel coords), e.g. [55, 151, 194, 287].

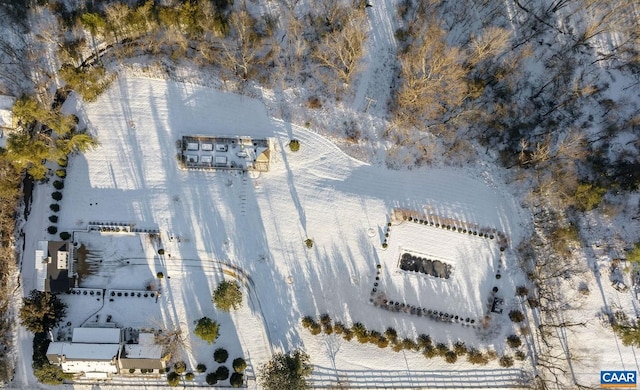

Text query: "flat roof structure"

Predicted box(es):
[181, 136, 272, 172]
[72, 328, 122, 344]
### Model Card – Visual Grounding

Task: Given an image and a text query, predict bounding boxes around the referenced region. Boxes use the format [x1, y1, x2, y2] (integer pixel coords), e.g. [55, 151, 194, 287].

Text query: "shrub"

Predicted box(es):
[342, 329, 354, 341]
[159, 368, 166, 374]
[196, 364, 207, 373]
[34, 363, 73, 385]
[453, 341, 467, 356]
[158, 249, 165, 255]
[515, 350, 526, 361]
[216, 366, 230, 381]
[230, 372, 244, 387]
[214, 348, 229, 363]
[48, 215, 58, 223]
[305, 238, 313, 248]
[301, 316, 315, 328]
[499, 355, 514, 367]
[59, 232, 70, 240]
[402, 338, 419, 351]
[376, 335, 389, 348]
[257, 350, 311, 390]
[467, 349, 489, 365]
[129, 368, 135, 374]
[57, 158, 68, 168]
[444, 351, 458, 363]
[309, 322, 321, 335]
[323, 324, 333, 335]
[50, 204, 60, 212]
[194, 317, 219, 344]
[509, 310, 525, 323]
[185, 372, 195, 381]
[507, 334, 522, 348]
[206, 372, 218, 385]
[416, 333, 430, 348]
[515, 286, 529, 296]
[55, 169, 66, 178]
[174, 361, 187, 374]
[368, 330, 382, 344]
[385, 327, 398, 342]
[319, 313, 331, 326]
[574, 182, 606, 211]
[213, 280, 243, 311]
[288, 139, 300, 152]
[53, 180, 64, 190]
[232, 357, 247, 373]
[435, 343, 449, 356]
[47, 226, 57, 234]
[382, 243, 388, 248]
[157, 272, 164, 279]
[628, 242, 640, 263]
[423, 345, 437, 358]
[333, 322, 346, 334]
[167, 372, 180, 386]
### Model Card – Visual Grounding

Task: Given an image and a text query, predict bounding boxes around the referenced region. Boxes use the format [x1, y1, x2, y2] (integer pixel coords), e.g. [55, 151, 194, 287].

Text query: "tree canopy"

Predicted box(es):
[19, 290, 67, 333]
[212, 280, 243, 312]
[258, 350, 312, 390]
[193, 316, 219, 344]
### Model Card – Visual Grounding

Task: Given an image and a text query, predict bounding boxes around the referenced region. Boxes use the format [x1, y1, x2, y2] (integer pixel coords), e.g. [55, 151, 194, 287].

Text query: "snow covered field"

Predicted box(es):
[15, 77, 537, 388]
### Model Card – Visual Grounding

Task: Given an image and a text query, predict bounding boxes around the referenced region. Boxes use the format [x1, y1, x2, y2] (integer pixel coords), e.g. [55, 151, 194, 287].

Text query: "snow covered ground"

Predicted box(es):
[7, 77, 540, 389]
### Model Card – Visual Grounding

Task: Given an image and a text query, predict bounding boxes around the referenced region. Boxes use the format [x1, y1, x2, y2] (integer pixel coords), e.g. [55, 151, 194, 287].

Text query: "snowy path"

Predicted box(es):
[352, 0, 398, 115]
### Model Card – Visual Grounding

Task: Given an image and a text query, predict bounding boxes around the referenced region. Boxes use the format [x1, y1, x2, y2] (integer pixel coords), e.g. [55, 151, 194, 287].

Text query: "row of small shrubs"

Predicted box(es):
[167, 353, 247, 387]
[49, 160, 67, 239]
[302, 314, 520, 366]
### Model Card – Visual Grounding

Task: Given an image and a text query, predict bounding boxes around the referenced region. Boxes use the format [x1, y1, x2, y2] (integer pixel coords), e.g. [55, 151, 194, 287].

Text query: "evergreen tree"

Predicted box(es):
[258, 350, 312, 390]
[193, 317, 219, 344]
[19, 290, 67, 333]
[212, 280, 243, 312]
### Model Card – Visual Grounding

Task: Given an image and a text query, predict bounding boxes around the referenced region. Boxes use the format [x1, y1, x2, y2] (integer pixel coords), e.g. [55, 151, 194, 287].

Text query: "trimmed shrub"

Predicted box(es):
[305, 238, 313, 249]
[230, 372, 244, 387]
[382, 243, 388, 248]
[51, 192, 62, 202]
[158, 249, 165, 255]
[174, 361, 187, 374]
[50, 204, 60, 212]
[196, 364, 207, 373]
[215, 366, 229, 381]
[232, 357, 246, 373]
[402, 338, 419, 351]
[445, 351, 458, 363]
[509, 310, 525, 323]
[289, 139, 300, 152]
[499, 355, 514, 367]
[376, 335, 389, 348]
[129, 368, 135, 374]
[167, 372, 180, 386]
[309, 321, 322, 335]
[48, 215, 58, 223]
[453, 341, 467, 356]
[301, 316, 315, 328]
[53, 181, 64, 190]
[333, 322, 346, 334]
[157, 272, 164, 279]
[435, 343, 449, 357]
[185, 372, 195, 381]
[47, 226, 58, 234]
[214, 348, 229, 363]
[423, 345, 437, 358]
[385, 328, 398, 342]
[194, 317, 219, 344]
[55, 169, 66, 178]
[467, 349, 489, 365]
[59, 232, 71, 240]
[507, 334, 522, 348]
[416, 334, 431, 348]
[206, 372, 218, 385]
[57, 158, 68, 168]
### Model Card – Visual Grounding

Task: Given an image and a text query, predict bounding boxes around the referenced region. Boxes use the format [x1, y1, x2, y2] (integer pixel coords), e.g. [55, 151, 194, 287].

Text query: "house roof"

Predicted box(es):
[47, 342, 121, 361]
[73, 328, 121, 344]
[35, 240, 73, 293]
[118, 357, 166, 370]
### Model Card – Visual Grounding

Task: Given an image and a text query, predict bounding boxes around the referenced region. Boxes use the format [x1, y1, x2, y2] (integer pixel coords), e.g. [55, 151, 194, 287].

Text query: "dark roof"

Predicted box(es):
[118, 358, 166, 370]
[46, 241, 73, 293]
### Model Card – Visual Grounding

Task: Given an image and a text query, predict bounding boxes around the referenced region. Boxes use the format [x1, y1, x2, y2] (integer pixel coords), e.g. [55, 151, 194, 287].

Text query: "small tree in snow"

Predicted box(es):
[194, 317, 219, 344]
[212, 281, 243, 312]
